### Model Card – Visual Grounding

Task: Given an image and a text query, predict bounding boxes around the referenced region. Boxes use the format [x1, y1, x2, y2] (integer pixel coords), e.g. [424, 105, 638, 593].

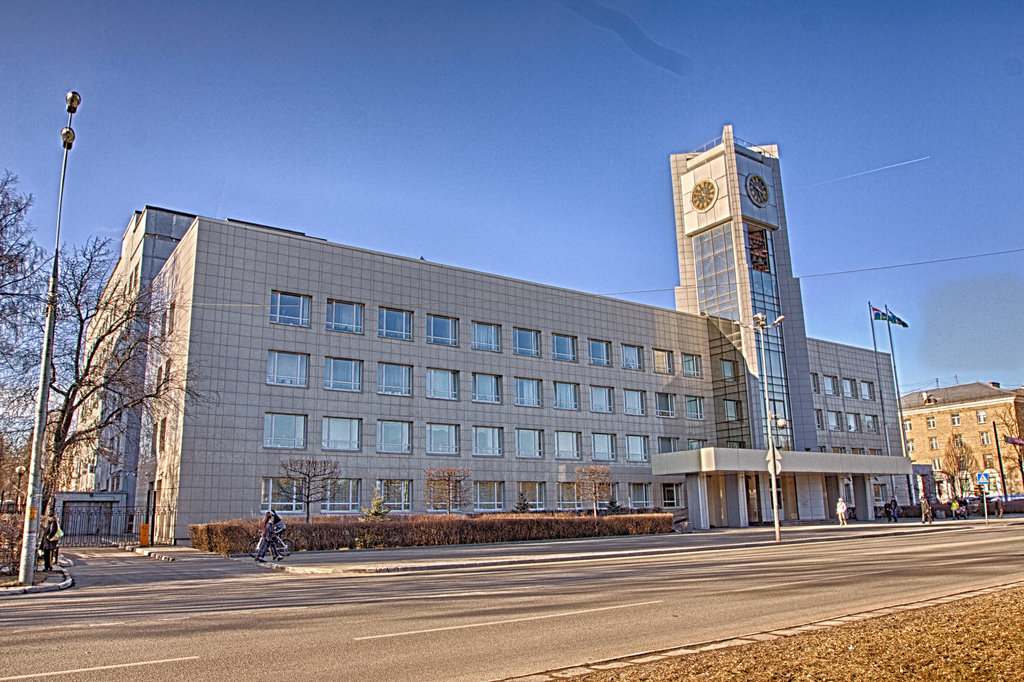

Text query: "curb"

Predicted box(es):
[119, 544, 176, 562]
[0, 566, 73, 596]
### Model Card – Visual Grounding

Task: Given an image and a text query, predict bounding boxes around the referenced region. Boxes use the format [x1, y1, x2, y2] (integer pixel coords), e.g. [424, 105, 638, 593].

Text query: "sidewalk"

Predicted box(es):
[131, 517, 1017, 575]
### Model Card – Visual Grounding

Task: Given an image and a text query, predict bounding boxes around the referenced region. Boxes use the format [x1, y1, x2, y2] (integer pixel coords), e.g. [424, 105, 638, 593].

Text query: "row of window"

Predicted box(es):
[261, 477, 683, 513]
[814, 409, 880, 433]
[818, 446, 884, 455]
[268, 413, 707, 459]
[811, 374, 875, 401]
[269, 291, 704, 375]
[909, 430, 993, 452]
[906, 410, 988, 431]
[268, 351, 710, 417]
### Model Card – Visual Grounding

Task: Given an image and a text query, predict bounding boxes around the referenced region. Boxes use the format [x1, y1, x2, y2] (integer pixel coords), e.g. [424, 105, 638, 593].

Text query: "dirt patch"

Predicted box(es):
[573, 585, 1024, 681]
[0, 569, 56, 588]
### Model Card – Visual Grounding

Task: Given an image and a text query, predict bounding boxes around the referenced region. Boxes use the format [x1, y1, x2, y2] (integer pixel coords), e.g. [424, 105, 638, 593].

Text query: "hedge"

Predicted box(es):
[189, 512, 674, 555]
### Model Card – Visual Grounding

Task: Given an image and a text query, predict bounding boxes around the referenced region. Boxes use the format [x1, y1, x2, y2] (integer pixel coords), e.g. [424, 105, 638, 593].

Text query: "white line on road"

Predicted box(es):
[87, 622, 124, 627]
[353, 600, 664, 641]
[728, 570, 881, 593]
[0, 656, 200, 680]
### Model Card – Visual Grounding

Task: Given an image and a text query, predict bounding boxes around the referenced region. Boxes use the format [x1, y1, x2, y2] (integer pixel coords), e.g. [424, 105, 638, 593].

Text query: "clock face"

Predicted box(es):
[746, 174, 769, 206]
[691, 179, 717, 211]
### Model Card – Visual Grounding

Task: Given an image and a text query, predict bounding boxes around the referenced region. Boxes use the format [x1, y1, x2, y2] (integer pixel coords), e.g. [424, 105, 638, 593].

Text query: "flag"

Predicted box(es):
[886, 307, 909, 328]
[1006, 435, 1024, 447]
[871, 306, 909, 328]
[871, 306, 887, 321]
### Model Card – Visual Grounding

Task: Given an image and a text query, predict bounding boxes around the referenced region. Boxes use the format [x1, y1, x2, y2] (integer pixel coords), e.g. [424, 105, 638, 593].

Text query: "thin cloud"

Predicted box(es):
[802, 156, 931, 188]
[562, 0, 691, 76]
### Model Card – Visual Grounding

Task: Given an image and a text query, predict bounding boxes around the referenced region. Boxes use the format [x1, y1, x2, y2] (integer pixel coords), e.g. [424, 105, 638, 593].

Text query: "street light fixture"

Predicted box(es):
[18, 91, 80, 586]
[753, 311, 785, 542]
[15, 465, 27, 512]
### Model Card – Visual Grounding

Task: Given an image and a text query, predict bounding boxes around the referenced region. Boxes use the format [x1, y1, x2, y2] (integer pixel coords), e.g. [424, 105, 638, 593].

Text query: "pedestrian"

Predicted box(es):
[920, 497, 933, 524]
[256, 510, 285, 562]
[38, 510, 62, 571]
[950, 499, 960, 520]
[889, 496, 899, 523]
[994, 496, 1004, 519]
[836, 497, 848, 526]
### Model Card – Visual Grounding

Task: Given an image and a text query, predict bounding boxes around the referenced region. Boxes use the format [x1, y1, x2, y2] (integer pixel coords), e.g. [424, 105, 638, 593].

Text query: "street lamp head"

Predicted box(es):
[66, 91, 81, 114]
[61, 127, 75, 150]
[15, 465, 26, 476]
[772, 314, 786, 326]
[752, 312, 767, 327]
[775, 417, 788, 429]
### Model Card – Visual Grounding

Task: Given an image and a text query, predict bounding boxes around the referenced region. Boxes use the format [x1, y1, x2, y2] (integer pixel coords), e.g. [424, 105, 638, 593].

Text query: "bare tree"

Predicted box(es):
[573, 465, 614, 517]
[996, 405, 1024, 495]
[424, 467, 472, 514]
[0, 170, 44, 382]
[279, 457, 342, 522]
[937, 434, 980, 500]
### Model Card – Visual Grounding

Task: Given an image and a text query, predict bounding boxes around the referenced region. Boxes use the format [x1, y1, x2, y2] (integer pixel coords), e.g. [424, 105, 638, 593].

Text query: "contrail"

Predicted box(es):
[802, 156, 931, 188]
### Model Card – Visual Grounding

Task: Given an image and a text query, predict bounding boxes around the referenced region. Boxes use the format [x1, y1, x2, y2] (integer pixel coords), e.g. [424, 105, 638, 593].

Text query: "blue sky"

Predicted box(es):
[2, 0, 1022, 392]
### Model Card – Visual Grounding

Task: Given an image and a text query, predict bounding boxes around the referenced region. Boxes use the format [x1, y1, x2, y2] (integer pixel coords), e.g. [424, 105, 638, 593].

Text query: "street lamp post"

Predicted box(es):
[18, 91, 80, 586]
[753, 312, 785, 542]
[15, 465, 27, 512]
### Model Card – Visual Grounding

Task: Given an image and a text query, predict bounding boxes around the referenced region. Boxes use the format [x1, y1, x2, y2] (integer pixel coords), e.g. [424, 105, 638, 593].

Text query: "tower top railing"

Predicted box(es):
[687, 135, 778, 159]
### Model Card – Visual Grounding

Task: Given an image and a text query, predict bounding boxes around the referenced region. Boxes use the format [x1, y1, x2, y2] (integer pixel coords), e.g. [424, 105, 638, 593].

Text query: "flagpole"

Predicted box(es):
[884, 304, 909, 501]
[869, 302, 893, 461]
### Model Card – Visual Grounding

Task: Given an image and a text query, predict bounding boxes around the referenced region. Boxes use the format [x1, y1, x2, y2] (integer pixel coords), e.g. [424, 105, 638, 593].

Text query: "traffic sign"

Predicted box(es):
[976, 472, 989, 485]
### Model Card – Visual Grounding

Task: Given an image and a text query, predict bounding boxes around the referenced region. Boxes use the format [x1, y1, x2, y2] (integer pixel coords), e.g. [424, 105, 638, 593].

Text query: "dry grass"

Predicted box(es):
[573, 585, 1024, 681]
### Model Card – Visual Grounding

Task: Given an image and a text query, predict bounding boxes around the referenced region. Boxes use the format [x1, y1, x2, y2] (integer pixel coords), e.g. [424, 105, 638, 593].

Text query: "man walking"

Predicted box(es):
[920, 497, 933, 524]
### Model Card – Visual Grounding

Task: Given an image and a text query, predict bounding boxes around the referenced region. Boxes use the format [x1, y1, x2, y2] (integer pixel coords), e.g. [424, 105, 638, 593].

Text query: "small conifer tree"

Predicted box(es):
[360, 484, 390, 521]
[513, 492, 531, 513]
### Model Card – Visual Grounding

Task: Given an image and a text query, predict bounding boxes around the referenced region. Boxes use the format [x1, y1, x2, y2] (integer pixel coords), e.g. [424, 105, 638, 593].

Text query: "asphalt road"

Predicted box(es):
[2, 524, 1023, 681]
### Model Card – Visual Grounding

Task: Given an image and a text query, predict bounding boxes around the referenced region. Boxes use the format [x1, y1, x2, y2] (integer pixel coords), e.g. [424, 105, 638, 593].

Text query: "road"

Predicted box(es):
[2, 524, 1023, 681]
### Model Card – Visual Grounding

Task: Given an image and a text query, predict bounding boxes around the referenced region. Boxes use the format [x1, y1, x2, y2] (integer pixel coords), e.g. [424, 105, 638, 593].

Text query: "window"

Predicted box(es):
[425, 368, 459, 400]
[846, 413, 859, 432]
[377, 421, 411, 454]
[378, 308, 412, 340]
[517, 481, 545, 510]
[724, 399, 741, 421]
[629, 483, 652, 509]
[977, 410, 987, 424]
[377, 363, 412, 396]
[656, 392, 676, 418]
[264, 414, 306, 448]
[929, 437, 939, 450]
[426, 315, 458, 346]
[904, 419, 912, 432]
[823, 376, 838, 396]
[622, 345, 643, 370]
[932, 458, 942, 470]
[815, 409, 824, 430]
[843, 378, 856, 398]
[828, 411, 842, 431]
[555, 431, 581, 459]
[687, 438, 706, 449]
[261, 477, 303, 513]
[588, 339, 611, 366]
[907, 439, 915, 453]
[810, 373, 820, 393]
[590, 386, 613, 413]
[513, 328, 540, 357]
[557, 482, 581, 510]
[859, 381, 874, 401]
[515, 428, 543, 458]
[926, 416, 936, 429]
[472, 374, 501, 404]
[322, 417, 360, 451]
[552, 334, 577, 361]
[951, 413, 961, 427]
[267, 351, 308, 387]
[326, 300, 363, 333]
[863, 414, 878, 433]
[472, 426, 503, 457]
[685, 395, 705, 420]
[625, 435, 648, 462]
[515, 378, 541, 407]
[592, 433, 615, 461]
[981, 431, 991, 445]
[658, 437, 680, 453]
[426, 423, 459, 455]
[722, 359, 738, 382]
[953, 434, 964, 448]
[654, 349, 674, 374]
[475, 481, 504, 511]
[323, 479, 360, 513]
[269, 291, 310, 327]
[324, 358, 361, 392]
[553, 382, 579, 410]
[379, 479, 412, 511]
[682, 353, 702, 378]
[472, 322, 501, 351]
[662, 483, 683, 509]
[624, 389, 646, 416]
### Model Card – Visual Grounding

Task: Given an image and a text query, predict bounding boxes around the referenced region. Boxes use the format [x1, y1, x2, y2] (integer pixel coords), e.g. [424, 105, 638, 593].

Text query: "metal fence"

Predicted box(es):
[59, 504, 175, 547]
[0, 513, 23, 576]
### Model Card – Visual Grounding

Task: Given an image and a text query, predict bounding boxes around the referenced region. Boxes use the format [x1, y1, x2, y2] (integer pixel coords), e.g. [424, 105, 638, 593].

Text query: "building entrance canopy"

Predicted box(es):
[653, 447, 913, 477]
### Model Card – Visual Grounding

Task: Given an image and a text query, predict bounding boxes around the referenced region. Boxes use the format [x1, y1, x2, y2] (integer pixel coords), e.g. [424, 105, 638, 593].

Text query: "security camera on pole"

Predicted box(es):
[753, 312, 785, 542]
[18, 91, 80, 586]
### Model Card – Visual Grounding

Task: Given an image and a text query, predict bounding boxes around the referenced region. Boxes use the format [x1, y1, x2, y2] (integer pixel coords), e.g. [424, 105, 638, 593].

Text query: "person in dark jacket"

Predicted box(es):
[39, 511, 61, 571]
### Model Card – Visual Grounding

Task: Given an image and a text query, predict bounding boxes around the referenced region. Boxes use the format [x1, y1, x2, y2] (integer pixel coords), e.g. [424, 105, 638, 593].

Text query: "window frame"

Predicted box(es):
[551, 334, 577, 362]
[425, 368, 459, 401]
[263, 413, 306, 449]
[376, 420, 412, 454]
[513, 328, 540, 357]
[471, 322, 501, 352]
[624, 389, 646, 416]
[471, 373, 502, 404]
[324, 357, 362, 392]
[326, 300, 364, 334]
[472, 426, 503, 457]
[514, 377, 542, 407]
[682, 353, 702, 378]
[426, 314, 459, 347]
[685, 395, 705, 420]
[515, 428, 543, 458]
[592, 433, 615, 461]
[322, 478, 360, 513]
[621, 344, 643, 370]
[322, 416, 361, 451]
[426, 423, 459, 455]
[653, 349, 675, 375]
[266, 350, 309, 387]
[553, 381, 580, 410]
[269, 291, 311, 327]
[378, 307, 412, 340]
[656, 392, 676, 418]
[377, 363, 412, 396]
[588, 339, 611, 366]
[554, 431, 582, 460]
[625, 435, 649, 462]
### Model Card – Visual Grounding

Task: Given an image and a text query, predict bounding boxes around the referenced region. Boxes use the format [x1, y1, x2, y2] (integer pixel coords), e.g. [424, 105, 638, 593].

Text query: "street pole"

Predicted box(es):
[754, 312, 784, 542]
[18, 91, 80, 586]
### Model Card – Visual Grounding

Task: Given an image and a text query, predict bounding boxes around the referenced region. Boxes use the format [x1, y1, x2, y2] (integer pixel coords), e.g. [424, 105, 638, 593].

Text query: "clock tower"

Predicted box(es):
[671, 125, 817, 452]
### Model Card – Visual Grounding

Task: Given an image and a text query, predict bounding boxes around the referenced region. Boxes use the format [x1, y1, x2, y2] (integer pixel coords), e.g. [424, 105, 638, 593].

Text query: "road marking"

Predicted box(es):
[353, 600, 664, 640]
[728, 570, 881, 593]
[0, 656, 199, 680]
[87, 622, 124, 627]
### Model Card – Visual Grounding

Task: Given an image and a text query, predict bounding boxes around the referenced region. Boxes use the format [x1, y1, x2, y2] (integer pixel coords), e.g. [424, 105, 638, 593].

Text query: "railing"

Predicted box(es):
[0, 513, 23, 576]
[59, 505, 176, 547]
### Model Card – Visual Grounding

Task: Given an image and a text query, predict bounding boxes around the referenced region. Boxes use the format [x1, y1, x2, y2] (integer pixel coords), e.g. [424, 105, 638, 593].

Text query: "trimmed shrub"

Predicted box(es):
[189, 512, 674, 555]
